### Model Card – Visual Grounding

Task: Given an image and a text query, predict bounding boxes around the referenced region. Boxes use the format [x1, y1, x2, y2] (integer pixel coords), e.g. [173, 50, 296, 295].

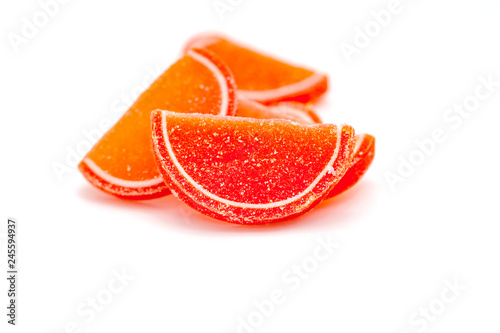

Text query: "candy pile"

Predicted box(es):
[79, 34, 375, 224]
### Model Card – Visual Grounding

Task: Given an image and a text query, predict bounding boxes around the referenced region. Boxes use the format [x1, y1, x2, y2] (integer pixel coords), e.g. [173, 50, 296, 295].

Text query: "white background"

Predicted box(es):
[1, 0, 500, 332]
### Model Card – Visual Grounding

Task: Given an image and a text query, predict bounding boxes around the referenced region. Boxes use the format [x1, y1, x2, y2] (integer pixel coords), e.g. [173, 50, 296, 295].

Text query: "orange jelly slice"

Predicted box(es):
[184, 34, 328, 104]
[79, 48, 237, 199]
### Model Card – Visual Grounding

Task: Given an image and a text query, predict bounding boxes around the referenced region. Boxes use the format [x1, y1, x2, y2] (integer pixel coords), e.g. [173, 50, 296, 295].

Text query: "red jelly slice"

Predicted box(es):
[327, 134, 375, 199]
[151, 111, 355, 224]
[236, 98, 321, 125]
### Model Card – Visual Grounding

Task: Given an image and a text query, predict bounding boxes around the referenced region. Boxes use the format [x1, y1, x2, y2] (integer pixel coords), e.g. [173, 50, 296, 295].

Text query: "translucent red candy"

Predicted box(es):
[151, 111, 356, 224]
[327, 134, 375, 199]
[236, 98, 321, 125]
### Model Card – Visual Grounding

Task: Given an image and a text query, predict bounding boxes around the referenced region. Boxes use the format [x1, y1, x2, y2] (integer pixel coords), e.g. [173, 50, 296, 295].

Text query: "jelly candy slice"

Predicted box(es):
[151, 111, 355, 224]
[236, 98, 321, 125]
[79, 48, 237, 199]
[327, 134, 375, 199]
[184, 34, 328, 104]
[267, 101, 322, 124]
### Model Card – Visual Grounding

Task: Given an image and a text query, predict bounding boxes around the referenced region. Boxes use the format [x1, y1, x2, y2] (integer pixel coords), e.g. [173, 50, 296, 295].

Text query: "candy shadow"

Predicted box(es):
[239, 179, 377, 233]
[77, 185, 245, 233]
[77, 179, 376, 235]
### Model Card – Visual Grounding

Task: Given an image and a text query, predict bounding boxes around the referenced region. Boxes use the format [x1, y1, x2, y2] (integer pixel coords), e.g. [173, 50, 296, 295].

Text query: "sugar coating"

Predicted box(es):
[186, 34, 329, 104]
[79, 48, 237, 199]
[235, 98, 320, 125]
[326, 134, 375, 199]
[152, 111, 356, 224]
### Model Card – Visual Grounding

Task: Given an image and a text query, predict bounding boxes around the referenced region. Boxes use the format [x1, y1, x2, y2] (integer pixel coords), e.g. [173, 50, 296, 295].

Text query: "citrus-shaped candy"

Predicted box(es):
[151, 111, 355, 224]
[79, 48, 237, 199]
[185, 34, 328, 104]
[327, 134, 375, 199]
[236, 98, 321, 124]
